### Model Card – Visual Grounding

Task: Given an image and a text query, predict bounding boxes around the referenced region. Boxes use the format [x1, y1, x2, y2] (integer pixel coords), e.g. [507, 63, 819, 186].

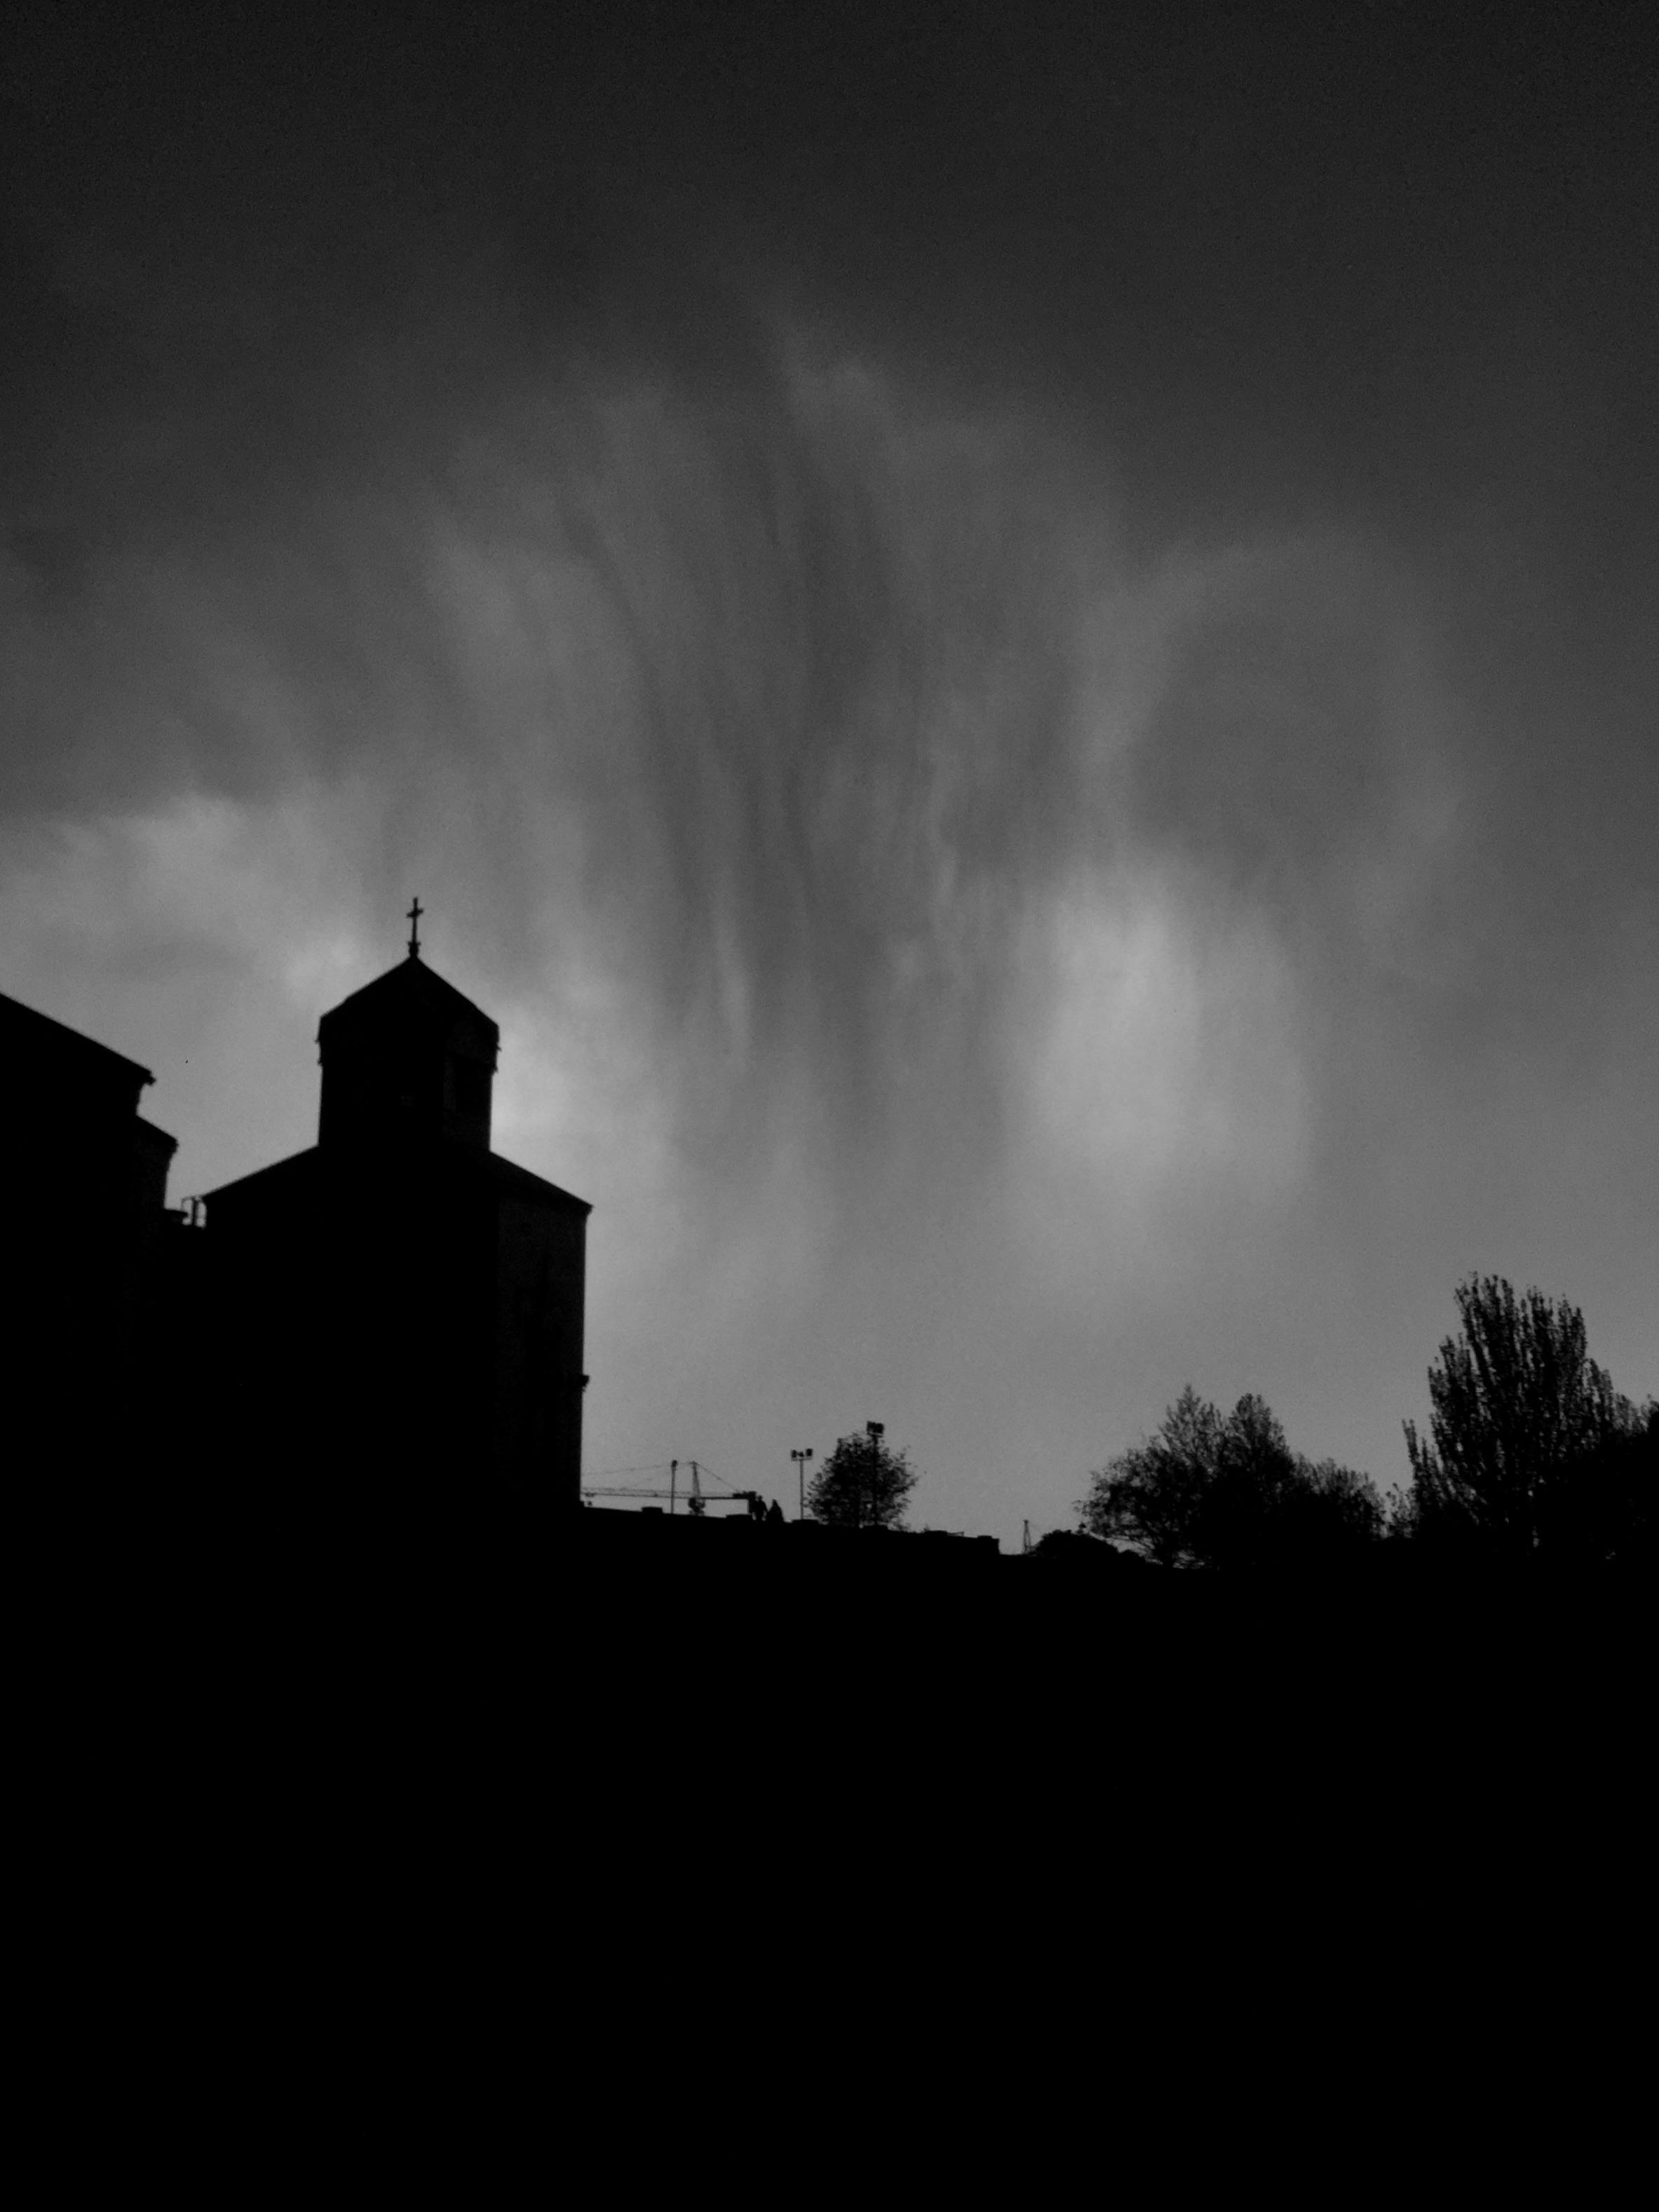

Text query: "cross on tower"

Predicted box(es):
[406, 897, 424, 958]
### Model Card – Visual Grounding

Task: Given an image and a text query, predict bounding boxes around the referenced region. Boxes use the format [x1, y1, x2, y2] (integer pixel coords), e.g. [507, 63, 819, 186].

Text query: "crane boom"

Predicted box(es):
[581, 1486, 764, 1507]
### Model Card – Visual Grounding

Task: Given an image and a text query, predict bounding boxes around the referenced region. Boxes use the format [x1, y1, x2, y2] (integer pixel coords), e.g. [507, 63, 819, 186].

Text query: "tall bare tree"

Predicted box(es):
[1403, 1275, 1635, 1558]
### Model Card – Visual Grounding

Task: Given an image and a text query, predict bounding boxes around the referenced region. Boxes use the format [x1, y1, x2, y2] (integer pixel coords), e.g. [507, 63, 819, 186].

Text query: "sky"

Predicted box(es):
[3, 2, 1655, 1542]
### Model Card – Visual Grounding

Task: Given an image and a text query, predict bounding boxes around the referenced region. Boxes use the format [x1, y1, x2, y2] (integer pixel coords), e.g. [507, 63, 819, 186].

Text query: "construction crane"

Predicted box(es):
[580, 1460, 766, 1518]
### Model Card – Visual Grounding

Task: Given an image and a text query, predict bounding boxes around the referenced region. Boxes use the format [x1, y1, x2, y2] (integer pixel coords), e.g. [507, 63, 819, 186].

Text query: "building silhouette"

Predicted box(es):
[2, 990, 180, 1507]
[199, 932, 590, 1527]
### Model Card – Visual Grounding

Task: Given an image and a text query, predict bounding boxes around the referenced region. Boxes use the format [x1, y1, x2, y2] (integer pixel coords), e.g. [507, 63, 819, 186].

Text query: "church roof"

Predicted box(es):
[204, 1139, 590, 1215]
[317, 954, 499, 1057]
[0, 989, 156, 1115]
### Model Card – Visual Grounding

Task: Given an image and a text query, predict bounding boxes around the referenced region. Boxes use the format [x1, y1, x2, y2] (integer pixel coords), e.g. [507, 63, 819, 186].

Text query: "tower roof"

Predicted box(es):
[316, 954, 499, 1061]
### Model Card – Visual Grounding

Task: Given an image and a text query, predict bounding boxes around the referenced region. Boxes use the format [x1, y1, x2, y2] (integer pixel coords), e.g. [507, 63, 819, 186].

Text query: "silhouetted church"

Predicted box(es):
[201, 916, 590, 1524]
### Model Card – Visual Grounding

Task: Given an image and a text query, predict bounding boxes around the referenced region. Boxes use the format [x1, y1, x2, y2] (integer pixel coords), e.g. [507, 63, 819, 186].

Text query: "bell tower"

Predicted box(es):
[316, 906, 499, 1153]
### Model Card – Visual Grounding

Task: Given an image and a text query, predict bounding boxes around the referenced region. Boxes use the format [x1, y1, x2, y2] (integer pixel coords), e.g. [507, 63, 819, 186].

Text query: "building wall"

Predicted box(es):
[0, 996, 177, 1505]
[492, 1193, 587, 1509]
[203, 1148, 586, 1524]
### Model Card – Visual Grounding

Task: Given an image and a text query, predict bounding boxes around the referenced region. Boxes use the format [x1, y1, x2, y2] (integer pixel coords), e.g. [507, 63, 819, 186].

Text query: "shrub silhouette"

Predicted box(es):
[806, 1431, 918, 1531]
[1081, 1387, 1384, 1570]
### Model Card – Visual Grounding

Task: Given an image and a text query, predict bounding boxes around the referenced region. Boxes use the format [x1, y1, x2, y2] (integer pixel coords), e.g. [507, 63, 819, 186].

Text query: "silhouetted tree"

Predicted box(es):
[1538, 1398, 1657, 1567]
[1081, 1387, 1383, 1569]
[807, 1431, 918, 1531]
[1081, 1387, 1236, 1567]
[1278, 1457, 1391, 1562]
[1403, 1276, 1645, 1561]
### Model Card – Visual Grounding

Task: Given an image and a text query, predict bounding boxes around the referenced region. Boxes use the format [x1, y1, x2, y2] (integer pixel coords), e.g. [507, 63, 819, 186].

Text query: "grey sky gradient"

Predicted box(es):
[3, 5, 1654, 1536]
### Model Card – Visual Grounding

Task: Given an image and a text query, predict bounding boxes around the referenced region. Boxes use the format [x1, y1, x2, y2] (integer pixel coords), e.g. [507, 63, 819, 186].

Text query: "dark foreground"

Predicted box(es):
[16, 1496, 1647, 2171]
[39, 1498, 1650, 1765]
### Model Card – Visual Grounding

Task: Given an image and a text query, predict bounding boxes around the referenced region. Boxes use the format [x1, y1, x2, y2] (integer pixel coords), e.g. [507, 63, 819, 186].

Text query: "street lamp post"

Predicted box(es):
[864, 1423, 884, 1532]
[791, 1447, 814, 1522]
